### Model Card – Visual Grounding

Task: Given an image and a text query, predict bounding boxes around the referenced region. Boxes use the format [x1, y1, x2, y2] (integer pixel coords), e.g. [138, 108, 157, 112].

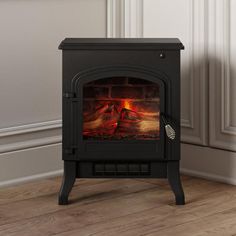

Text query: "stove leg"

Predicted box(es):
[167, 161, 185, 205]
[58, 161, 76, 205]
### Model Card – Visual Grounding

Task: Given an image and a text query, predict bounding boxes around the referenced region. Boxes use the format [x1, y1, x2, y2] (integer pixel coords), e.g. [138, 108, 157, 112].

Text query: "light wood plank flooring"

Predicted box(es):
[0, 175, 236, 236]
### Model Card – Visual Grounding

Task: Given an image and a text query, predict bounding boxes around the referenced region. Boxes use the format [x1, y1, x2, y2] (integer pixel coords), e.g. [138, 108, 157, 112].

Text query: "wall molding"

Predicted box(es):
[181, 143, 236, 185]
[0, 119, 61, 138]
[180, 0, 208, 145]
[220, 0, 236, 136]
[209, 0, 236, 151]
[107, 0, 118, 38]
[181, 0, 194, 130]
[107, 0, 143, 38]
[0, 120, 62, 153]
[181, 119, 193, 129]
[122, 0, 143, 38]
[180, 168, 236, 186]
[0, 143, 62, 187]
[0, 169, 63, 188]
[0, 136, 61, 154]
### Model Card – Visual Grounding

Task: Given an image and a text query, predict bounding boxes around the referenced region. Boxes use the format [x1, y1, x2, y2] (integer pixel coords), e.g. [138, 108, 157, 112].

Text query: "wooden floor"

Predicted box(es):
[0, 176, 236, 236]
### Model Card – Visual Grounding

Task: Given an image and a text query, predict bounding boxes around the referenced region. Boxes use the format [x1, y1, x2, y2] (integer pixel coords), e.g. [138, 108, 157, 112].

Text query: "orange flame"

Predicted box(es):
[123, 100, 132, 110]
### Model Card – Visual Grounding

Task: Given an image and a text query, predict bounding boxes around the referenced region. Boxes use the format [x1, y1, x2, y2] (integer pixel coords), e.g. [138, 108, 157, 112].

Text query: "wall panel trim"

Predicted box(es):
[0, 143, 62, 187]
[107, 0, 143, 38]
[180, 0, 208, 145]
[0, 120, 61, 138]
[0, 120, 62, 153]
[209, 0, 236, 151]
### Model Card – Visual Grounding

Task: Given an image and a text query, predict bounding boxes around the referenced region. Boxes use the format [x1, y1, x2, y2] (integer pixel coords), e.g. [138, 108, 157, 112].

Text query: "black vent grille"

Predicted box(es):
[94, 163, 150, 176]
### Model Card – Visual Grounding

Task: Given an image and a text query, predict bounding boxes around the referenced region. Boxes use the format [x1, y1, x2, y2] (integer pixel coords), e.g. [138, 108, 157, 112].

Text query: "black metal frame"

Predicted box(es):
[58, 38, 185, 205]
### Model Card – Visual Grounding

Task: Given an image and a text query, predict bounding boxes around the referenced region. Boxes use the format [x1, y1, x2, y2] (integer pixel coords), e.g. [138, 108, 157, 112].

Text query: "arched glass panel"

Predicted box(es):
[83, 77, 160, 140]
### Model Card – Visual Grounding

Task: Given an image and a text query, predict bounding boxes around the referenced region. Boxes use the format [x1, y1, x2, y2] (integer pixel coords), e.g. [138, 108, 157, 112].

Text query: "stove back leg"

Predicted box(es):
[58, 161, 76, 205]
[167, 161, 185, 205]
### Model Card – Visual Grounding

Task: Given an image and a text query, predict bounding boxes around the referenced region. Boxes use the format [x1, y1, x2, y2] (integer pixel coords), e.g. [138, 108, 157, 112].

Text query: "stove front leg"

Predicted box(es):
[167, 161, 185, 205]
[58, 161, 76, 205]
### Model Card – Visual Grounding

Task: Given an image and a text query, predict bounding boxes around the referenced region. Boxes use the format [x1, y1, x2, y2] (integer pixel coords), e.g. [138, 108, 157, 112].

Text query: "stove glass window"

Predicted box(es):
[83, 77, 160, 140]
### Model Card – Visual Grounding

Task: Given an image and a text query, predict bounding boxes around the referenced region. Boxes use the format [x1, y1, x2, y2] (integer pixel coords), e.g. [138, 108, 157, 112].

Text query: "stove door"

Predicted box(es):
[67, 66, 168, 161]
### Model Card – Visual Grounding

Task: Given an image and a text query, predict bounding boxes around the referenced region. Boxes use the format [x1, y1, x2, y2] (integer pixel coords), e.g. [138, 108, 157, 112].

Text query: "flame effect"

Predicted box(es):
[123, 100, 132, 110]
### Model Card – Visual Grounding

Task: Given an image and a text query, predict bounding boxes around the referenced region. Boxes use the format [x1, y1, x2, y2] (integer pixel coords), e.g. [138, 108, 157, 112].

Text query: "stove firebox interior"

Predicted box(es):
[83, 77, 160, 140]
[58, 38, 185, 205]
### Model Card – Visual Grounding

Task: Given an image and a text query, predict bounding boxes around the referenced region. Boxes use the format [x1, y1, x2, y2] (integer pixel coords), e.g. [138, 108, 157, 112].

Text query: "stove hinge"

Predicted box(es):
[63, 147, 77, 155]
[63, 92, 76, 99]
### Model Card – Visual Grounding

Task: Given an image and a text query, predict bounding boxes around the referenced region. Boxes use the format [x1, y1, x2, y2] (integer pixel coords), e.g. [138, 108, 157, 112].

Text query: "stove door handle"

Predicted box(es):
[161, 114, 176, 140]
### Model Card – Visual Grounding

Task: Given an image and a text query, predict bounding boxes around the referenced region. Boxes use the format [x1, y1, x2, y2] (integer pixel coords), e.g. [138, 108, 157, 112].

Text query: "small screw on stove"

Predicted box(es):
[159, 52, 166, 59]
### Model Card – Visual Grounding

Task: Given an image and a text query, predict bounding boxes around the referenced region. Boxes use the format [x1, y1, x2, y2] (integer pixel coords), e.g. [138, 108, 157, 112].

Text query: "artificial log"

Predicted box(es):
[83, 104, 160, 138]
[83, 104, 120, 135]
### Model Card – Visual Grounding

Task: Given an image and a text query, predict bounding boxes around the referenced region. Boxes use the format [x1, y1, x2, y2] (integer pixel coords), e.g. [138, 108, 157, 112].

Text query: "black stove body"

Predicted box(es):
[58, 38, 185, 205]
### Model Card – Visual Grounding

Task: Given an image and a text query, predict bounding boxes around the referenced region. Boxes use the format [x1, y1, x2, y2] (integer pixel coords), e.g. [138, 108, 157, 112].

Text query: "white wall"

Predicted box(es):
[142, 0, 236, 183]
[0, 0, 106, 128]
[143, 0, 208, 145]
[107, 0, 236, 185]
[1, 0, 236, 187]
[0, 0, 107, 186]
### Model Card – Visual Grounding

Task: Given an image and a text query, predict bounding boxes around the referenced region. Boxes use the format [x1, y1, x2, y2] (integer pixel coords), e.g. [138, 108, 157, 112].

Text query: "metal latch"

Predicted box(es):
[64, 148, 77, 155]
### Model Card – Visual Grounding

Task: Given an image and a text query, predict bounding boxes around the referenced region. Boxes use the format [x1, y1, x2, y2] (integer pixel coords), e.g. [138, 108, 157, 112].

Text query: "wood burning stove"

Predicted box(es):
[58, 38, 185, 205]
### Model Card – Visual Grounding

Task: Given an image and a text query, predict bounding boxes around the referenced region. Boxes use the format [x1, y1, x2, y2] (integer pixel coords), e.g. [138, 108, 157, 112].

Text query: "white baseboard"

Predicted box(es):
[0, 143, 63, 188]
[1, 142, 235, 188]
[180, 168, 236, 185]
[0, 169, 63, 188]
[181, 143, 236, 185]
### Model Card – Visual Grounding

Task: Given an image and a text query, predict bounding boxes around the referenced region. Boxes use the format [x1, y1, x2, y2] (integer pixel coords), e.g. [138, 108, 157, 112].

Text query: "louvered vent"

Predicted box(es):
[94, 163, 150, 176]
